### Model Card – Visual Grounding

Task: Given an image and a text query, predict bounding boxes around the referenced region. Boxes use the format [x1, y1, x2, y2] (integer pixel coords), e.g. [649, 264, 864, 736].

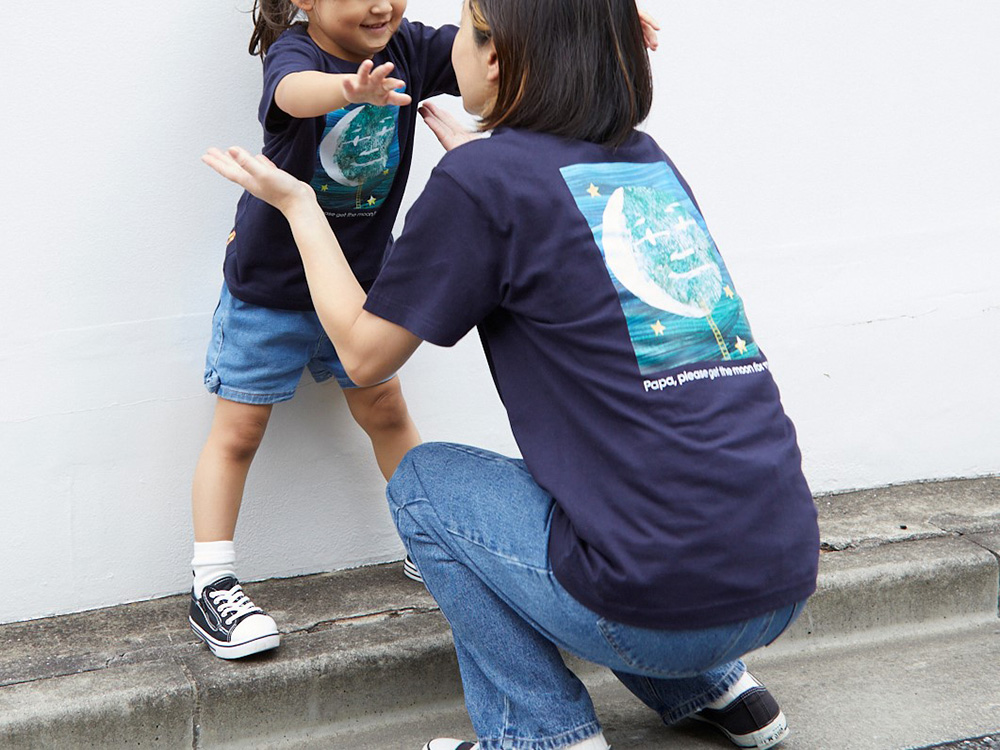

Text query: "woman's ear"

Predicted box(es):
[485, 42, 500, 84]
[290, 0, 314, 11]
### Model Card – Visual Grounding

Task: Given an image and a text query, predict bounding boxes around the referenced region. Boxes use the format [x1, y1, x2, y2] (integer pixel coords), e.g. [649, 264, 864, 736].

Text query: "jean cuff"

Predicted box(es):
[476, 720, 604, 750]
[659, 661, 746, 725]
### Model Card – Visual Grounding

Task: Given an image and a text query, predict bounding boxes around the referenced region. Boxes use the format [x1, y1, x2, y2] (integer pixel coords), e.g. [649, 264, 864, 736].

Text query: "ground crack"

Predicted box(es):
[298, 605, 441, 634]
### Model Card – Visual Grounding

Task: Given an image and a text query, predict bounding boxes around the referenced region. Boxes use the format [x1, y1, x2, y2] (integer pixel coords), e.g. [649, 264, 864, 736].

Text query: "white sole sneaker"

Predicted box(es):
[689, 671, 789, 749]
[421, 740, 477, 750]
[189, 617, 281, 659]
[691, 708, 788, 748]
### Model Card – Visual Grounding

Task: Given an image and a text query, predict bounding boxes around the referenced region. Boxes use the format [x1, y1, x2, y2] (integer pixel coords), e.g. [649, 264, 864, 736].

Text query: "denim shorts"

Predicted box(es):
[203, 283, 357, 404]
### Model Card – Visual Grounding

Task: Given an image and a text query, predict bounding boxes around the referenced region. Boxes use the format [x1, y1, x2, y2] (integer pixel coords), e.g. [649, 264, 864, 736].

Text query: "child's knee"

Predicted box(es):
[350, 381, 411, 433]
[212, 409, 269, 460]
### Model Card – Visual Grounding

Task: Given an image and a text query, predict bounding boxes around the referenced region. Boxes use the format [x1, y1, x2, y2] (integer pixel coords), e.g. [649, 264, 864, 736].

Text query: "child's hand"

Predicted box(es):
[202, 146, 313, 216]
[638, 8, 660, 51]
[418, 102, 483, 152]
[343, 60, 413, 107]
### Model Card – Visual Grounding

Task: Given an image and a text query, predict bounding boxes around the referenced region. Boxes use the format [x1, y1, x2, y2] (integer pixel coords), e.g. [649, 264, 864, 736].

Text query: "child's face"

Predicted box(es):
[306, 0, 407, 62]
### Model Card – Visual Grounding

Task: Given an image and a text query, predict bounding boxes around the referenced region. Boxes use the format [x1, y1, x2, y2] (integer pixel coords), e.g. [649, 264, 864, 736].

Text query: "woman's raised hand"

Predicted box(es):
[202, 147, 313, 215]
[638, 8, 660, 51]
[418, 102, 483, 152]
[343, 60, 413, 107]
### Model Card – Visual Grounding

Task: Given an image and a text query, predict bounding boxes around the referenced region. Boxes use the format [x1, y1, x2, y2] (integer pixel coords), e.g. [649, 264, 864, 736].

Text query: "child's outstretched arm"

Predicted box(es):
[275, 60, 412, 119]
[202, 146, 422, 385]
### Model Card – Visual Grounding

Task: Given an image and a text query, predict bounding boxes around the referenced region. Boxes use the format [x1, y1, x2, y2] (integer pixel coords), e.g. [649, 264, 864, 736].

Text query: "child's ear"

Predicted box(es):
[290, 0, 314, 11]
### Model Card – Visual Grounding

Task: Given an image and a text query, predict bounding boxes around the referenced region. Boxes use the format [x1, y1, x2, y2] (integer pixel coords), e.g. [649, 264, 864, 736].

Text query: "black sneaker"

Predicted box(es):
[188, 575, 280, 659]
[421, 741, 477, 750]
[403, 554, 424, 583]
[689, 672, 788, 748]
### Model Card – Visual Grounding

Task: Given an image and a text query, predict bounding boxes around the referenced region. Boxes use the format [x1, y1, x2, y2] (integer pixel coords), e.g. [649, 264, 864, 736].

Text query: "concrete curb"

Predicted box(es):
[1, 477, 998, 748]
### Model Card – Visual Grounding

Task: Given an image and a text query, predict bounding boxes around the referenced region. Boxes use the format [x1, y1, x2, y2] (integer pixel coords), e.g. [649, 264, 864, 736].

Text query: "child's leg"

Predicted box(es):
[343, 376, 421, 481]
[192, 397, 273, 542]
[188, 396, 280, 659]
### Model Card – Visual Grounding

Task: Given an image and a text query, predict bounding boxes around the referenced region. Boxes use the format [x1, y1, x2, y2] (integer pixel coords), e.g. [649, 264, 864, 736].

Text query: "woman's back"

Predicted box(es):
[367, 126, 819, 629]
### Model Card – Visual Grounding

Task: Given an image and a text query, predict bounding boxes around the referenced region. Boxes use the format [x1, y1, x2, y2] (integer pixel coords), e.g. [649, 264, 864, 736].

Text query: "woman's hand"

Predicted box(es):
[343, 60, 412, 107]
[638, 8, 660, 51]
[202, 146, 313, 216]
[418, 102, 483, 152]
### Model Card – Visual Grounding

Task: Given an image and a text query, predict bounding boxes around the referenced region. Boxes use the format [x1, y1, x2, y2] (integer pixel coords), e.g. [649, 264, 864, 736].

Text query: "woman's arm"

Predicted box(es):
[275, 60, 412, 119]
[202, 147, 421, 386]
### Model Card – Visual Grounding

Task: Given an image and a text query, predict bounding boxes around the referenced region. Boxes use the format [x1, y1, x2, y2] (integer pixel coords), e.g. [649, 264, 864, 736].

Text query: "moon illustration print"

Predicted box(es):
[560, 161, 759, 375]
[603, 185, 734, 360]
[602, 186, 723, 318]
[313, 103, 401, 212]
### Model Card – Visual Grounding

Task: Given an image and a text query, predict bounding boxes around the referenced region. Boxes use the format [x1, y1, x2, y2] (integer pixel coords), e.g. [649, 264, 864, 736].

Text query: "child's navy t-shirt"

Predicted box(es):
[365, 128, 820, 629]
[225, 21, 459, 310]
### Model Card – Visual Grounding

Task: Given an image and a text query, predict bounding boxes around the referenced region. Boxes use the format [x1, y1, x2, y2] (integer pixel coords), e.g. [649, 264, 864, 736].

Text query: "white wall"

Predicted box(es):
[2, 1, 997, 624]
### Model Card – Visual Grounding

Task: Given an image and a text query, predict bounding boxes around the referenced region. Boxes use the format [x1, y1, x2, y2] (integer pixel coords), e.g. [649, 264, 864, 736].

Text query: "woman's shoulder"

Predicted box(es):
[437, 129, 554, 172]
[438, 128, 663, 182]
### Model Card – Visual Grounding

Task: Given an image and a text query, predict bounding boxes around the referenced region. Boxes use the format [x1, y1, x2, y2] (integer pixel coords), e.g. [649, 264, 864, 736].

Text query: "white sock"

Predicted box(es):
[706, 670, 759, 709]
[565, 733, 610, 750]
[191, 540, 237, 597]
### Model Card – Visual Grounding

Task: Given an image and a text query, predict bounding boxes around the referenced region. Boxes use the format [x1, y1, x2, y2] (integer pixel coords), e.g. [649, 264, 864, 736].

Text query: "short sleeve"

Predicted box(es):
[259, 29, 323, 134]
[364, 168, 505, 346]
[402, 21, 460, 99]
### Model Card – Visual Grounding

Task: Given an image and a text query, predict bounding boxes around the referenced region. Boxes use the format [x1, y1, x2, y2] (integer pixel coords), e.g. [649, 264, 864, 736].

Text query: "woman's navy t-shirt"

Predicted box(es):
[224, 21, 458, 310]
[365, 128, 820, 630]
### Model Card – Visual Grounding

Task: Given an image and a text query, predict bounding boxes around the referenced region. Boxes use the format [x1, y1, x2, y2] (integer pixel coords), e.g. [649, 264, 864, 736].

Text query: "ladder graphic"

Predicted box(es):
[703, 307, 731, 360]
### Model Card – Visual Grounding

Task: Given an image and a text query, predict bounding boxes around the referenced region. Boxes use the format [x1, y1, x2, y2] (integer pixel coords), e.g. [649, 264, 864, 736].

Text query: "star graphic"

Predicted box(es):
[383, 169, 390, 175]
[587, 183, 601, 198]
[320, 185, 329, 192]
[651, 320, 666, 336]
[724, 285, 735, 299]
[367, 196, 377, 206]
[734, 336, 748, 355]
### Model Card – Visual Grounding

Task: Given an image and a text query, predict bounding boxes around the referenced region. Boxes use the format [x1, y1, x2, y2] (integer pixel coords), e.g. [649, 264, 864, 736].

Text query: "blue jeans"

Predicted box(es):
[386, 443, 804, 750]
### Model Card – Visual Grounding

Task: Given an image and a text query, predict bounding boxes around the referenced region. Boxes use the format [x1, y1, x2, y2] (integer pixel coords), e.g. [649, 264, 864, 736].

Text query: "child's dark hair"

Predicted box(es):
[469, 0, 653, 147]
[249, 0, 302, 57]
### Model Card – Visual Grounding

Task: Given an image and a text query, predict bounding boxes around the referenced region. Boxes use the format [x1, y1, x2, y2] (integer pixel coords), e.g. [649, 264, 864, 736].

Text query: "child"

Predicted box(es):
[188, 0, 460, 660]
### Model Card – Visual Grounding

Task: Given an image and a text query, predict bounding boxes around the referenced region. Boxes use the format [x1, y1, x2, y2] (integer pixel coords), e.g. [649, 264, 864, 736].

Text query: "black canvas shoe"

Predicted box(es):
[403, 554, 424, 583]
[421, 741, 477, 750]
[188, 575, 280, 659]
[690, 672, 788, 748]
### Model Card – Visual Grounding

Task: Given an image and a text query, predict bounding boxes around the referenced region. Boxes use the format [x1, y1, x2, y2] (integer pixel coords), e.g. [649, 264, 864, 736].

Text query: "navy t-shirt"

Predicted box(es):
[366, 128, 820, 629]
[224, 21, 459, 310]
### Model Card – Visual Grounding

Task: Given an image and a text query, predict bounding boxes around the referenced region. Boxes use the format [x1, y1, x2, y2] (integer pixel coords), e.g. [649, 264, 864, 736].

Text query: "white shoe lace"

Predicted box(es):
[208, 584, 262, 624]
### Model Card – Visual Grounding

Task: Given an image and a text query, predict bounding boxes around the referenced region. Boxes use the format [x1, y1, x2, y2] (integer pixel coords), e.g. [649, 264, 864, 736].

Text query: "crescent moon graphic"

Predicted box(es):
[602, 187, 707, 318]
[319, 107, 365, 187]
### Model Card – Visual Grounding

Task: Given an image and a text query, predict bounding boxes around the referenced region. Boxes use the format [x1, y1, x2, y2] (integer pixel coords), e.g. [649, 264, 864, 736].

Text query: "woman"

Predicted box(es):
[203, 1, 820, 748]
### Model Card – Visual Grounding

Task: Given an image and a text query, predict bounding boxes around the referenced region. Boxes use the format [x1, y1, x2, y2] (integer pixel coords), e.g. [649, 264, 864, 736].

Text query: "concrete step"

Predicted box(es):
[268, 622, 1000, 750]
[1, 476, 998, 749]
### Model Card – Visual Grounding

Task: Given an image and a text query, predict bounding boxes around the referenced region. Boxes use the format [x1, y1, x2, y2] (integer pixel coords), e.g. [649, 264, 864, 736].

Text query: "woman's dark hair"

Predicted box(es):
[249, 0, 302, 57]
[469, 0, 653, 147]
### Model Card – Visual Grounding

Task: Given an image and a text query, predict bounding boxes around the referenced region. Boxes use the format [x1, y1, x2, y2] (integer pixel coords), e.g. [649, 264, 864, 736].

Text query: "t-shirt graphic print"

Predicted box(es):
[311, 100, 402, 216]
[561, 161, 758, 375]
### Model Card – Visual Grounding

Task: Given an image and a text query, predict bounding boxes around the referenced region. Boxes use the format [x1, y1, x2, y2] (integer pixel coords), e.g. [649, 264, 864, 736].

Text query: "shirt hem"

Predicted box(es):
[553, 568, 818, 631]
